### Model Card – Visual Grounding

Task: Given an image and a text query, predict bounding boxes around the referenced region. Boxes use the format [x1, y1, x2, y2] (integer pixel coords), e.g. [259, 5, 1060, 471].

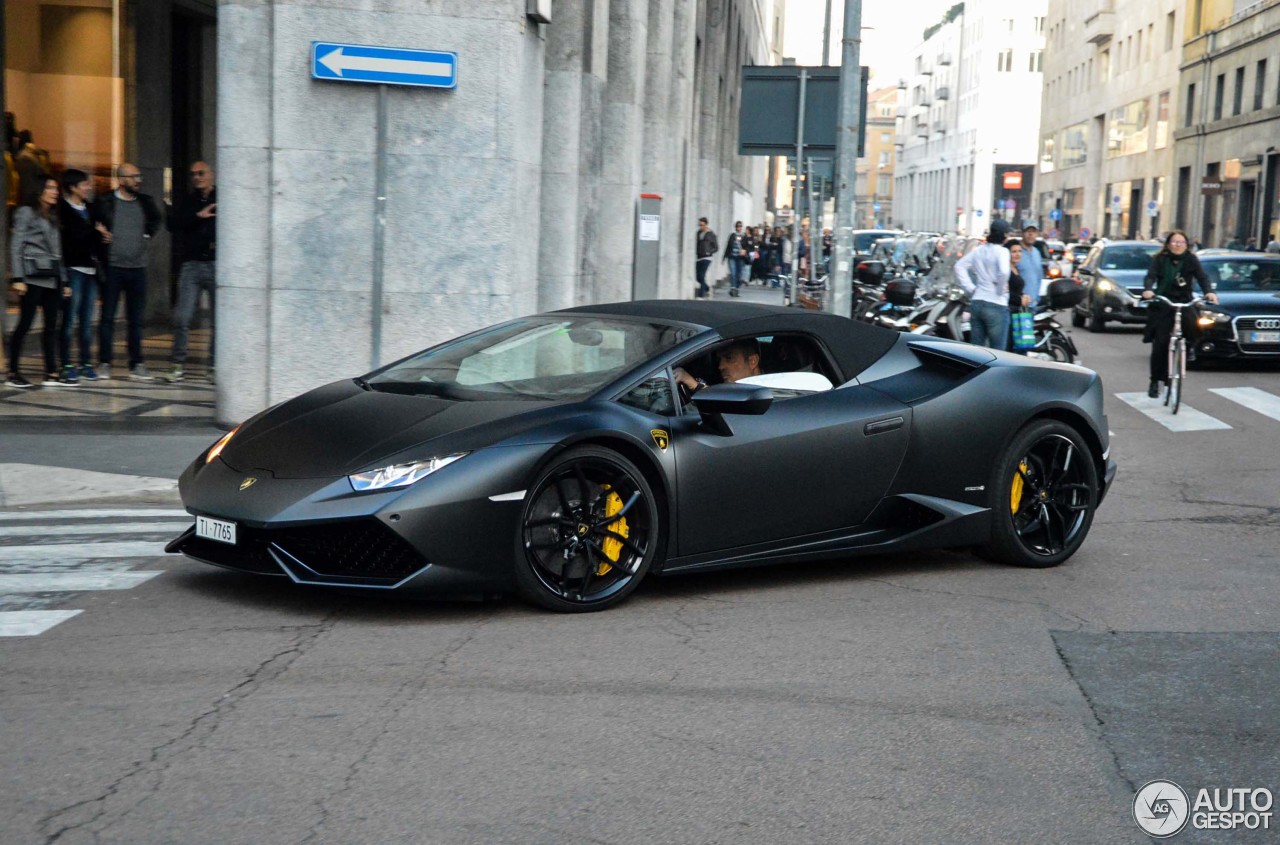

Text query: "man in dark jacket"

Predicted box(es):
[162, 160, 216, 383]
[97, 163, 163, 380]
[57, 169, 105, 382]
[694, 218, 717, 298]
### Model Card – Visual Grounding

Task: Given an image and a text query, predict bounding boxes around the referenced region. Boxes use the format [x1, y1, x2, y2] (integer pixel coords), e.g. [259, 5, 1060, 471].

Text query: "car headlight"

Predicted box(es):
[205, 425, 240, 464]
[1095, 279, 1115, 292]
[1197, 310, 1230, 327]
[348, 453, 468, 492]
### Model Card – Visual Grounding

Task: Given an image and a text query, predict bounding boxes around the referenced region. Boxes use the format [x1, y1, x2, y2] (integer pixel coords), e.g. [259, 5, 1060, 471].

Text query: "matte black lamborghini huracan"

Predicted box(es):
[168, 301, 1117, 612]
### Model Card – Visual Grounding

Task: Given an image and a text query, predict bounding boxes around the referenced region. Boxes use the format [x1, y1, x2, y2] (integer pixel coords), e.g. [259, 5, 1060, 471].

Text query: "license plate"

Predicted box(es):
[1248, 331, 1280, 343]
[196, 515, 237, 545]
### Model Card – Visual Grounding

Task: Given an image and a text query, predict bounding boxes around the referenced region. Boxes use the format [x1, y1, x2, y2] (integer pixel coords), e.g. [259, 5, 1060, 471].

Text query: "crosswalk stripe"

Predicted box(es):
[0, 610, 82, 637]
[0, 508, 188, 522]
[1114, 392, 1233, 432]
[0, 572, 161, 593]
[0, 522, 188, 539]
[1208, 387, 1280, 423]
[1, 541, 166, 562]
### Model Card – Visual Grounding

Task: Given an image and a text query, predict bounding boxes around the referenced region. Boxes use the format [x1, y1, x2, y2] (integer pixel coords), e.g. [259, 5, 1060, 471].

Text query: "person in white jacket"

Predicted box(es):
[954, 220, 1013, 349]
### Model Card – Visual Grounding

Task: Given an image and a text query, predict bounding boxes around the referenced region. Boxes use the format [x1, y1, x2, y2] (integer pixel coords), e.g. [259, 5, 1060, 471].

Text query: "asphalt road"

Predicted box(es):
[2, 317, 1278, 844]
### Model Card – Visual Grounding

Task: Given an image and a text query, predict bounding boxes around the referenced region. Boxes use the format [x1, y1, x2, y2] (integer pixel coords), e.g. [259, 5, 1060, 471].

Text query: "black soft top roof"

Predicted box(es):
[555, 300, 899, 379]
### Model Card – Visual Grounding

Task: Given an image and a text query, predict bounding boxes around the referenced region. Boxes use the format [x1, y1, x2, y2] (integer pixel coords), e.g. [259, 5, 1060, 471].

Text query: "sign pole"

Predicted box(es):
[831, 0, 863, 318]
[787, 70, 807, 307]
[372, 83, 388, 369]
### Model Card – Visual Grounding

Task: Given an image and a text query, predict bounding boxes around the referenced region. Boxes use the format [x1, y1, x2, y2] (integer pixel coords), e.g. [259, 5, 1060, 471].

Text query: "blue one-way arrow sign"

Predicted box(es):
[311, 42, 457, 89]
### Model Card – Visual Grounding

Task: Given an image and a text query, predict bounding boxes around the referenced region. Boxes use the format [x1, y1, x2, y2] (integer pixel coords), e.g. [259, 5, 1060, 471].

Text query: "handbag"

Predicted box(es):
[1011, 309, 1036, 350]
[20, 243, 60, 279]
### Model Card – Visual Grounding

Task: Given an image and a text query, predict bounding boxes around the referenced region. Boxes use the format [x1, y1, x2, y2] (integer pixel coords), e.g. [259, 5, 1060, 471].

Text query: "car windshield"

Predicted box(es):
[1204, 260, 1280, 292]
[366, 317, 697, 401]
[1099, 245, 1160, 271]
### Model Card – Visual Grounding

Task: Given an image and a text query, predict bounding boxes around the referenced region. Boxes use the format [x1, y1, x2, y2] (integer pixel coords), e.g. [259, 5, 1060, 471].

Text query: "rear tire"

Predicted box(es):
[981, 420, 1099, 569]
[1071, 308, 1085, 328]
[1047, 335, 1073, 363]
[1087, 306, 1106, 333]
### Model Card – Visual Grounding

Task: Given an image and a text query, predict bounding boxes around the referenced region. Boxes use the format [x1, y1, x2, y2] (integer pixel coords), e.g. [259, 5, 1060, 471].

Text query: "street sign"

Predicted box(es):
[1146, 200, 1159, 218]
[975, 209, 984, 218]
[1049, 208, 1062, 221]
[1079, 227, 1091, 239]
[872, 202, 881, 212]
[312, 42, 458, 89]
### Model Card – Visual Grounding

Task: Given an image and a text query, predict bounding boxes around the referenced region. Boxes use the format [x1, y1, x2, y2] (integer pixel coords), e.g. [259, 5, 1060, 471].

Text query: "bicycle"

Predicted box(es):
[1151, 294, 1201, 415]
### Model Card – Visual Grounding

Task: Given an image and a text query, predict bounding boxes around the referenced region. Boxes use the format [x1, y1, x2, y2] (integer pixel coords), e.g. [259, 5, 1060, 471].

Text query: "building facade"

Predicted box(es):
[1172, 0, 1280, 248]
[855, 84, 898, 228]
[218, 0, 781, 423]
[1037, 0, 1183, 243]
[894, 0, 1047, 235]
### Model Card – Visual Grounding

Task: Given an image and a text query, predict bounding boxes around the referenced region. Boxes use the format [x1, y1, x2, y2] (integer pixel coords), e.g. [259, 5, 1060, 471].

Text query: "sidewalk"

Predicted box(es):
[1, 313, 215, 426]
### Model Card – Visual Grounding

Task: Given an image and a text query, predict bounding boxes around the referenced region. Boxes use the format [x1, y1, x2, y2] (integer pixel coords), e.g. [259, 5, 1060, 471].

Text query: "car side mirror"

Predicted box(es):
[691, 383, 773, 436]
[1076, 266, 1094, 276]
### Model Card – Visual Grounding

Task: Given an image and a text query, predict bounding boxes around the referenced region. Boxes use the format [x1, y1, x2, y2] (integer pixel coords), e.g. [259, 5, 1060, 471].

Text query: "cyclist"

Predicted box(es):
[1141, 229, 1218, 397]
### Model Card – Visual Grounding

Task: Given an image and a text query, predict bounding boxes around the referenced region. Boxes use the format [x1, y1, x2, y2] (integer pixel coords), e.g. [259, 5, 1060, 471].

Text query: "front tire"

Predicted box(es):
[1087, 305, 1106, 333]
[515, 446, 661, 612]
[982, 420, 1099, 568]
[1071, 308, 1085, 328]
[1046, 335, 1074, 363]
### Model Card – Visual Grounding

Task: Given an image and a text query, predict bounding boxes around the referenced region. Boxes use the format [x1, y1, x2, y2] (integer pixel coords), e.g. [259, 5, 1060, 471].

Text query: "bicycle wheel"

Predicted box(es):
[1168, 338, 1185, 414]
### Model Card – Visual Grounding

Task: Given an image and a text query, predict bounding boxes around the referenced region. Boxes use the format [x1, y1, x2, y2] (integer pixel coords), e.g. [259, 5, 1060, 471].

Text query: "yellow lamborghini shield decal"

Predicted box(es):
[240, 477, 258, 491]
[650, 429, 669, 452]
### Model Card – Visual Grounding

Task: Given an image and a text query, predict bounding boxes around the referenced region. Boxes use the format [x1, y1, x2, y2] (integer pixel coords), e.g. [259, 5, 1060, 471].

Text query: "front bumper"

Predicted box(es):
[169, 444, 553, 595]
[1093, 289, 1149, 323]
[1193, 318, 1280, 360]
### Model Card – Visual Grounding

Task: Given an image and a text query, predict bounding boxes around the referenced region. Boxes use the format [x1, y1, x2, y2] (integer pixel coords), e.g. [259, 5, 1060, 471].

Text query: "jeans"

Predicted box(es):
[100, 266, 148, 369]
[728, 257, 747, 290]
[171, 260, 216, 366]
[60, 269, 97, 368]
[969, 299, 1011, 350]
[10, 285, 62, 377]
[695, 258, 712, 296]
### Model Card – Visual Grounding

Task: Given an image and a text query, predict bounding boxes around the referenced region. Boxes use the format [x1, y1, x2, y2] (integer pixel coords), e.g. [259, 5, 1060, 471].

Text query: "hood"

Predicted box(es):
[221, 380, 556, 478]
[1210, 291, 1280, 315]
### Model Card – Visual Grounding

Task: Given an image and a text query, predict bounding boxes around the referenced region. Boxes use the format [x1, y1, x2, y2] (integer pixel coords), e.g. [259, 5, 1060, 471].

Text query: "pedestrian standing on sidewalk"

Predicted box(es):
[57, 169, 104, 383]
[1005, 239, 1032, 355]
[723, 221, 747, 298]
[163, 160, 216, 383]
[7, 177, 71, 388]
[97, 163, 162, 381]
[954, 219, 1012, 350]
[694, 217, 717, 299]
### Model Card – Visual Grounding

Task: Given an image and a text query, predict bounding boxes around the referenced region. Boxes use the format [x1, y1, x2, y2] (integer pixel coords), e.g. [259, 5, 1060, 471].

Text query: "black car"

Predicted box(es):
[1071, 240, 1162, 331]
[168, 301, 1117, 612]
[1187, 254, 1280, 361]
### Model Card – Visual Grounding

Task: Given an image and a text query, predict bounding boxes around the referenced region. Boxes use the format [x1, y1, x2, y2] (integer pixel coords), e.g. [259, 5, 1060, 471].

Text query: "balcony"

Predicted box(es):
[894, 134, 907, 146]
[937, 52, 953, 66]
[917, 94, 932, 107]
[933, 120, 947, 134]
[1084, 1, 1115, 44]
[896, 106, 908, 118]
[914, 124, 930, 138]
[935, 86, 950, 100]
[897, 77, 907, 89]
[920, 64, 934, 76]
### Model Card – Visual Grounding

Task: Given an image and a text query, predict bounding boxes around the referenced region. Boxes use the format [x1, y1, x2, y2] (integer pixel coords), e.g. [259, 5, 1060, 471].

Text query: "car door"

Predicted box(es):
[669, 384, 911, 556]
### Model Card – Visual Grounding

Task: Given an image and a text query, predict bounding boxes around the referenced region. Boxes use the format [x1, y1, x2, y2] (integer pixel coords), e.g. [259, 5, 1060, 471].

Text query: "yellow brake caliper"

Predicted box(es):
[596, 484, 629, 576]
[1010, 461, 1028, 515]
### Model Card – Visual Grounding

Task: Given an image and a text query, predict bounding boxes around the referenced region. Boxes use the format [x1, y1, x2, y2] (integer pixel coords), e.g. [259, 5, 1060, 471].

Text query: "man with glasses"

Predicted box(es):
[96, 163, 162, 380]
[163, 161, 217, 383]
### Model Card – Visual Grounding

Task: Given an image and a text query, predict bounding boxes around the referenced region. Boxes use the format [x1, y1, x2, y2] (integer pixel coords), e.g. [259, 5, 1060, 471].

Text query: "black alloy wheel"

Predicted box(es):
[515, 446, 660, 612]
[983, 420, 1099, 568]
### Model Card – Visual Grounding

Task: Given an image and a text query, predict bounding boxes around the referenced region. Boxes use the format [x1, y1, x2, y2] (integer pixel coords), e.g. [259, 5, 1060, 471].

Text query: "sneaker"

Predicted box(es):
[128, 364, 156, 382]
[60, 365, 80, 385]
[78, 364, 98, 381]
[43, 373, 62, 387]
[97, 363, 112, 380]
[161, 366, 184, 383]
[5, 373, 33, 389]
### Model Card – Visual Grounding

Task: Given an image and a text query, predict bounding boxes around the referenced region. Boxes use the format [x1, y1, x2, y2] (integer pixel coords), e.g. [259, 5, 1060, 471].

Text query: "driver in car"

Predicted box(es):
[674, 339, 763, 395]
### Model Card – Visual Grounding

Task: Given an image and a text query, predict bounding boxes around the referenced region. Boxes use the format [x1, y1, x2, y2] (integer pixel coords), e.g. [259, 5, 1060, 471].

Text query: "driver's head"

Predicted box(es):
[716, 339, 762, 383]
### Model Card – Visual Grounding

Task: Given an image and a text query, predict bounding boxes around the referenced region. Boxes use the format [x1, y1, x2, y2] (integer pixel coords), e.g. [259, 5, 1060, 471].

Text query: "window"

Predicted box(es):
[1107, 98, 1150, 158]
[1186, 82, 1196, 127]
[619, 372, 676, 416]
[675, 335, 837, 408]
[1147, 24, 1154, 60]
[1039, 134, 1055, 173]
[1060, 123, 1087, 168]
[1136, 30, 1143, 64]
[878, 151, 889, 167]
[997, 49, 1013, 72]
[1034, 16, 1045, 33]
[1155, 91, 1170, 148]
[1255, 60, 1267, 111]
[1003, 17, 1015, 31]
[880, 131, 891, 143]
[1029, 51, 1043, 72]
[1233, 67, 1244, 116]
[1165, 12, 1176, 52]
[877, 173, 892, 194]
[1100, 50, 1110, 81]
[1213, 73, 1225, 120]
